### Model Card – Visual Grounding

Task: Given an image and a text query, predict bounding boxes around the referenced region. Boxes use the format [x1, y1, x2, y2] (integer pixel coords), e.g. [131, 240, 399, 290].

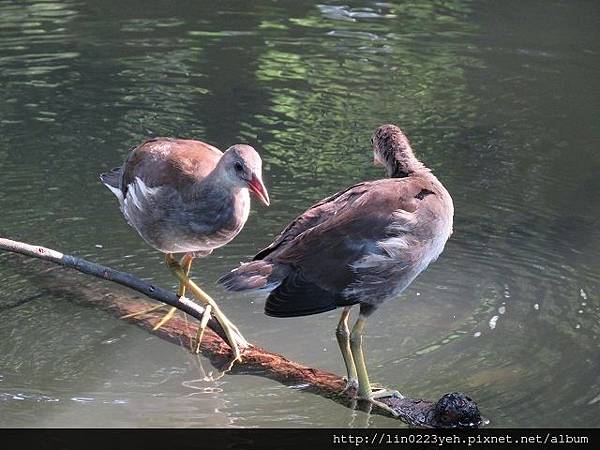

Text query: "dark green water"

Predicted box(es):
[1, 0, 599, 427]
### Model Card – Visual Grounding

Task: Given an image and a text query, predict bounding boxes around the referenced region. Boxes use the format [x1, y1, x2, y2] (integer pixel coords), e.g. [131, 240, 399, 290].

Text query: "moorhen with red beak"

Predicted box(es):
[101, 137, 269, 360]
[219, 125, 453, 414]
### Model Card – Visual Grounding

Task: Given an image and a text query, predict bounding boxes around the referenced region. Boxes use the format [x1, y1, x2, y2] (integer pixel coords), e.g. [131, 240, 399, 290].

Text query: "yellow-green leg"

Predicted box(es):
[350, 314, 402, 416]
[193, 304, 212, 354]
[120, 303, 166, 319]
[336, 307, 358, 391]
[120, 253, 193, 324]
[165, 254, 246, 362]
[152, 253, 194, 331]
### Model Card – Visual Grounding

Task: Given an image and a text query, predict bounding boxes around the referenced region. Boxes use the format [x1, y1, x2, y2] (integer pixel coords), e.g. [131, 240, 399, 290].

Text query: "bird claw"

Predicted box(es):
[193, 307, 244, 365]
[356, 388, 404, 417]
[193, 304, 212, 354]
[152, 306, 177, 331]
[120, 303, 165, 319]
[371, 388, 404, 400]
[363, 396, 400, 417]
[229, 335, 244, 363]
[165, 257, 247, 363]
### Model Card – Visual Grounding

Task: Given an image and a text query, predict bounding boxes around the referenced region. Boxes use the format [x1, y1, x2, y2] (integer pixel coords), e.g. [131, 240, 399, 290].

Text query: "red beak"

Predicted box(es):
[247, 174, 270, 206]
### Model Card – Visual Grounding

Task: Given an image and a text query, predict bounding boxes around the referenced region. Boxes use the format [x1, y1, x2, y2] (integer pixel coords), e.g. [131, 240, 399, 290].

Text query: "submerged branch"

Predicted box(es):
[0, 237, 483, 428]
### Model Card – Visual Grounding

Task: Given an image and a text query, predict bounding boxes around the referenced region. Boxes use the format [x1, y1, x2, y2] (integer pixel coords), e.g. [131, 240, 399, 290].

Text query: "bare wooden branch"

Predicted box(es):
[0, 237, 232, 344]
[0, 237, 483, 428]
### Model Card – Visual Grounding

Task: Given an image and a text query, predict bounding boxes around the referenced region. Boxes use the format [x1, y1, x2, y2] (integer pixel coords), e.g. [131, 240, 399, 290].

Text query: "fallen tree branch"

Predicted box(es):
[0, 237, 483, 428]
[0, 237, 231, 344]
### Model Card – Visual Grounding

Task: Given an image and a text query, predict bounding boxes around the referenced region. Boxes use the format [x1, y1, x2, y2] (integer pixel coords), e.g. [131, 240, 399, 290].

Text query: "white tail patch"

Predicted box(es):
[122, 177, 163, 225]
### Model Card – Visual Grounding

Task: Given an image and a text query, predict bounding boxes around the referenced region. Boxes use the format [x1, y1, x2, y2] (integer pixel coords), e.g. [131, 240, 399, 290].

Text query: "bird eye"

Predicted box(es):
[234, 162, 244, 172]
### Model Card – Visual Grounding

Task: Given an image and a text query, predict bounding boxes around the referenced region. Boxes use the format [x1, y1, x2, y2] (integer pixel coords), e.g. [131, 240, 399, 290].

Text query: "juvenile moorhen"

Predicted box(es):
[219, 125, 453, 412]
[101, 137, 269, 360]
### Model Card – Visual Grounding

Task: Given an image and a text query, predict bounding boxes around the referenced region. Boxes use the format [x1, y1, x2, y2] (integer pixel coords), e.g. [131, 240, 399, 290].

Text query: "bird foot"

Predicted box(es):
[152, 306, 177, 331]
[193, 304, 212, 354]
[120, 303, 166, 319]
[230, 342, 243, 363]
[214, 314, 245, 363]
[190, 304, 245, 364]
[362, 396, 400, 417]
[358, 389, 404, 417]
[165, 255, 246, 362]
[372, 387, 404, 400]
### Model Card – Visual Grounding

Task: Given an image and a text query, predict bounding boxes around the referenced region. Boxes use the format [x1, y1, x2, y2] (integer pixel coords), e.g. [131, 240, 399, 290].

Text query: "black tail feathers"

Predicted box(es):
[265, 271, 354, 318]
[220, 262, 355, 318]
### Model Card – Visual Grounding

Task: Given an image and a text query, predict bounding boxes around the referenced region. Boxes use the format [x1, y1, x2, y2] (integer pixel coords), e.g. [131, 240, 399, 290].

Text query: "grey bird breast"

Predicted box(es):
[122, 178, 249, 254]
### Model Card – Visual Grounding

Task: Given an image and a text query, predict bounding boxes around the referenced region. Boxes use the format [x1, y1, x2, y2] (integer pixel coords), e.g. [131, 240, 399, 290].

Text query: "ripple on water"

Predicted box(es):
[1, 0, 600, 428]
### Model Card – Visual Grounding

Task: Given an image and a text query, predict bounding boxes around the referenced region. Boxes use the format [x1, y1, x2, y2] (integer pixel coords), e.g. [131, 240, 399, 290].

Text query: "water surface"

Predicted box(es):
[1, 0, 599, 427]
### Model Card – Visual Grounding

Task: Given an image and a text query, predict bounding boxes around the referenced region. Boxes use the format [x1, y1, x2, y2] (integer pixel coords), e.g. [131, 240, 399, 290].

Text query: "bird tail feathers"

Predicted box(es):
[100, 167, 123, 203]
[218, 260, 282, 292]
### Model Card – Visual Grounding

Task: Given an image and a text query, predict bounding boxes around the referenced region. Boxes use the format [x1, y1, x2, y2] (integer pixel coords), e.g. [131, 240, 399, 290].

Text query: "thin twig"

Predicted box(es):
[0, 237, 232, 346]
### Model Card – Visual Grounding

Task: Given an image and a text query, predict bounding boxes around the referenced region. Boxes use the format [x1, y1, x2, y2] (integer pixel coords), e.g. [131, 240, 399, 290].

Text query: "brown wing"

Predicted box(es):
[258, 178, 432, 291]
[280, 180, 426, 286]
[121, 138, 223, 196]
[253, 181, 374, 260]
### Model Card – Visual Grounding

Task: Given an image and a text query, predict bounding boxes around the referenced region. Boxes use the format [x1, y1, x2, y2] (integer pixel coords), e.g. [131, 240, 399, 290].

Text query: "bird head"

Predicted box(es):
[222, 144, 270, 206]
[371, 124, 417, 177]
